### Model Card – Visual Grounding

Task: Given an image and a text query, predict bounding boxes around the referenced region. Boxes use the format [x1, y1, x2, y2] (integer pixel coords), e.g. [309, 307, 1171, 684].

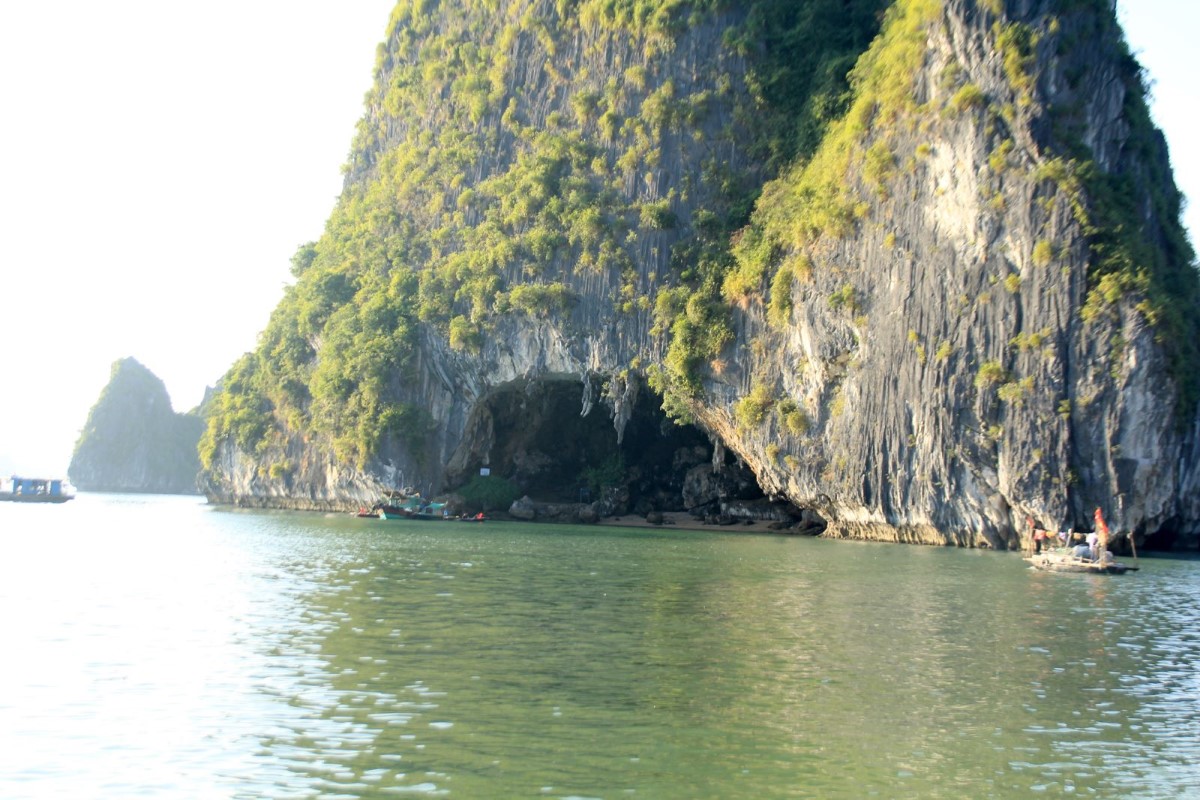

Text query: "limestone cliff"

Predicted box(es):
[70, 358, 204, 494]
[201, 0, 1200, 550]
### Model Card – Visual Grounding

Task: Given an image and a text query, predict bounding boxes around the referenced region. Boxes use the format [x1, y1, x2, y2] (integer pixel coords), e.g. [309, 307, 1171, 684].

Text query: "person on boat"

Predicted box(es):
[1086, 529, 1100, 561]
[1026, 517, 1043, 554]
[1033, 527, 1048, 554]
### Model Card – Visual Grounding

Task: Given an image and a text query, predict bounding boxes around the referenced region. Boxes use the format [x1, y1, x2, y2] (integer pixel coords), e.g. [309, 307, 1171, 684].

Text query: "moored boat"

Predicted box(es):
[1025, 549, 1137, 574]
[375, 495, 447, 520]
[377, 505, 413, 520]
[1024, 507, 1138, 574]
[0, 475, 75, 503]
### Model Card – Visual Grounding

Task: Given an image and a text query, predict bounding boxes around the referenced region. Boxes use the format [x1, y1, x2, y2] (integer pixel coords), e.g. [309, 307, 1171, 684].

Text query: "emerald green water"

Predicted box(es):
[2, 494, 1198, 798]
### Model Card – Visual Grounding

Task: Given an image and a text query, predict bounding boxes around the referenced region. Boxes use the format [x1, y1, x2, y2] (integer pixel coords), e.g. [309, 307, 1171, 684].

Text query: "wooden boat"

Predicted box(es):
[376, 496, 447, 520]
[0, 475, 74, 503]
[1024, 507, 1138, 574]
[377, 505, 415, 520]
[1025, 549, 1137, 574]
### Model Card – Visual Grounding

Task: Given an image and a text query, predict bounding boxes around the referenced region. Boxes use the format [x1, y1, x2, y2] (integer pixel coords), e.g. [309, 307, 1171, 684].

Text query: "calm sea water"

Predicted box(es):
[1, 493, 1198, 799]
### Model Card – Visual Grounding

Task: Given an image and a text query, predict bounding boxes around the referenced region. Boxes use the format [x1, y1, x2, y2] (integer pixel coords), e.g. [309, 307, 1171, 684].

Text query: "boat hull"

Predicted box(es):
[1025, 552, 1136, 574]
[377, 508, 441, 521]
[0, 492, 73, 503]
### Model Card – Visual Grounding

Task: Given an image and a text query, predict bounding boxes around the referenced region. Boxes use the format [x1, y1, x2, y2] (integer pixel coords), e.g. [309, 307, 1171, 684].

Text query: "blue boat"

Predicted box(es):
[0, 475, 75, 503]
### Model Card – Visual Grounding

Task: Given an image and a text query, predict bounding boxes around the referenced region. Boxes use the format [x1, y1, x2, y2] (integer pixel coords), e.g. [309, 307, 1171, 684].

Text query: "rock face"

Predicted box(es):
[70, 358, 204, 494]
[715, 0, 1200, 550]
[201, 0, 1200, 550]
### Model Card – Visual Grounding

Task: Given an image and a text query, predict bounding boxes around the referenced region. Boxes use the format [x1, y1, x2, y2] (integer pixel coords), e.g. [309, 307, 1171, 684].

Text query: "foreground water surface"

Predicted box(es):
[1, 494, 1198, 798]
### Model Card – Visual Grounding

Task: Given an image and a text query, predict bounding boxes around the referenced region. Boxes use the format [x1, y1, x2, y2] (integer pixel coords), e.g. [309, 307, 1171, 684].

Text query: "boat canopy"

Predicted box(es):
[7, 475, 70, 496]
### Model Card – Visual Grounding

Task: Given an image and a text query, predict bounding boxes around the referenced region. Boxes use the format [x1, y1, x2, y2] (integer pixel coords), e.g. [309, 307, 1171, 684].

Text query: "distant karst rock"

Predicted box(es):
[69, 358, 203, 494]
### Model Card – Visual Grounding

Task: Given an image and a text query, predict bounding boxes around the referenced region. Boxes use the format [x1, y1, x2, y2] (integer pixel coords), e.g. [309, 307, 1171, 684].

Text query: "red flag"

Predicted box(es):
[1094, 507, 1110, 553]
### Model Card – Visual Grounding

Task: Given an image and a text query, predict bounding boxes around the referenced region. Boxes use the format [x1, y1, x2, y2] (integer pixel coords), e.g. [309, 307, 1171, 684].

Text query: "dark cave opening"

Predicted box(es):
[446, 376, 774, 519]
[1141, 517, 1185, 551]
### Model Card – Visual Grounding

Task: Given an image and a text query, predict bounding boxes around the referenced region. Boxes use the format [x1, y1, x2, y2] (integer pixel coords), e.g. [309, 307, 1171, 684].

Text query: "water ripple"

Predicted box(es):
[2, 498, 1198, 798]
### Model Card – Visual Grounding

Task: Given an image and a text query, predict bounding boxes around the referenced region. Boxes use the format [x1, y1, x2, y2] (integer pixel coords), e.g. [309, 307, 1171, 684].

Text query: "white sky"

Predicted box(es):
[0, 0, 395, 475]
[0, 1, 1195, 476]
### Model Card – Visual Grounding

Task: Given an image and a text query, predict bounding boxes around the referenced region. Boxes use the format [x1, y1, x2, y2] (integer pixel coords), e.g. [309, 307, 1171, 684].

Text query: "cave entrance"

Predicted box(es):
[447, 375, 748, 515]
[1140, 518, 1183, 551]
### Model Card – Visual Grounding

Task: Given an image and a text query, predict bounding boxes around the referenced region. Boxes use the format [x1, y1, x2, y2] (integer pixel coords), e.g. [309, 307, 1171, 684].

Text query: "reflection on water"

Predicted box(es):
[1, 494, 1198, 798]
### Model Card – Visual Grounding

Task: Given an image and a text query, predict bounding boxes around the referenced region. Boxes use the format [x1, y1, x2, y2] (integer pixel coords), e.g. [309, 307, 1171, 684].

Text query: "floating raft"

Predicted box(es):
[1025, 549, 1137, 574]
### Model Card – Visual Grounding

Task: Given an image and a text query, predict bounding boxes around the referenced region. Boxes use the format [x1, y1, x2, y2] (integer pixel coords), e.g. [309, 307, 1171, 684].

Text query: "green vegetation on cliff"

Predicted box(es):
[202, 0, 888, 466]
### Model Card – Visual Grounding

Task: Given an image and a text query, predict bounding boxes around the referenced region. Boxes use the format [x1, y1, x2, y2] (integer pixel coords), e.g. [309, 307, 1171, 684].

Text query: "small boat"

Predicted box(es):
[1024, 507, 1138, 574]
[0, 475, 75, 503]
[1025, 549, 1137, 574]
[377, 505, 414, 520]
[376, 495, 447, 521]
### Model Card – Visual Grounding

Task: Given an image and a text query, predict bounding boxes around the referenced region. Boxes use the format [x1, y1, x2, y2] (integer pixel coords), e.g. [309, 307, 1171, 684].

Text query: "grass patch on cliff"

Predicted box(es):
[974, 360, 1008, 389]
[947, 83, 986, 114]
[766, 260, 795, 327]
[650, 284, 735, 401]
[776, 397, 810, 435]
[828, 282, 860, 314]
[734, 382, 775, 429]
[995, 21, 1039, 108]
